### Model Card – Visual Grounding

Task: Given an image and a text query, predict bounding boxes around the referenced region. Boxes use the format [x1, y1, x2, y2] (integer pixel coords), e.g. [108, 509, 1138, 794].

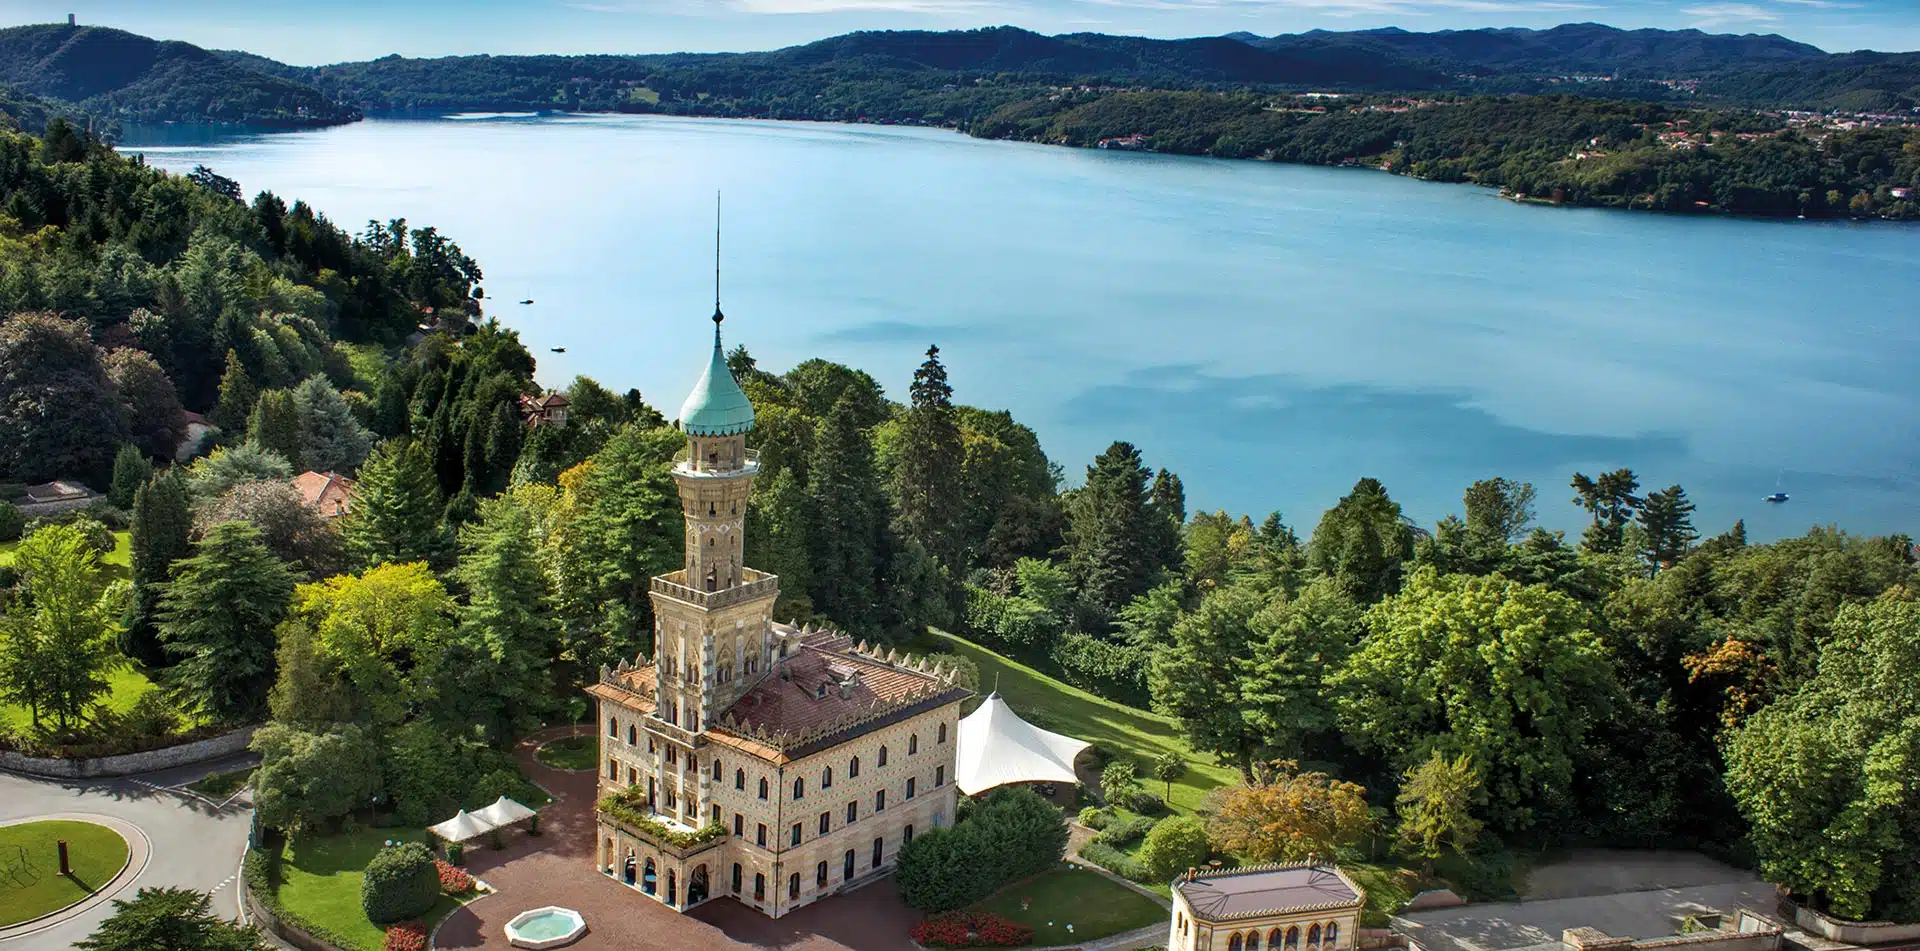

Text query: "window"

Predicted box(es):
[1270, 929, 1285, 948]
[1326, 924, 1340, 948]
[1286, 927, 1300, 949]
[816, 861, 828, 887]
[1231, 935, 1245, 951]
[936, 766, 945, 787]
[938, 723, 947, 744]
[648, 736, 656, 754]
[788, 873, 799, 900]
[846, 802, 857, 824]
[903, 824, 914, 844]
[665, 788, 676, 808]
[875, 790, 886, 812]
[818, 812, 830, 835]
[608, 717, 617, 737]
[711, 803, 721, 824]
[1249, 931, 1263, 951]
[754, 873, 765, 901]
[713, 759, 723, 781]
[878, 745, 888, 767]
[906, 777, 917, 800]
[736, 769, 745, 791]
[757, 823, 767, 847]
[734, 814, 743, 836]
[732, 863, 742, 894]
[628, 767, 637, 785]
[790, 823, 802, 846]
[843, 848, 855, 881]
[607, 758, 618, 780]
[666, 746, 677, 765]
[815, 683, 825, 699]
[823, 766, 833, 789]
[1309, 925, 1322, 946]
[628, 724, 637, 745]
[849, 756, 860, 778]
[909, 734, 918, 755]
[759, 778, 769, 800]
[793, 778, 804, 800]
[872, 836, 884, 869]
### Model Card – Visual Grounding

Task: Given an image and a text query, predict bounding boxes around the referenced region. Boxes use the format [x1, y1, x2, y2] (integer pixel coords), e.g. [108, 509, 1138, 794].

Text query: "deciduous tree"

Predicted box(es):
[1207, 763, 1370, 863]
[0, 523, 125, 731]
[1395, 751, 1484, 874]
[0, 312, 128, 484]
[104, 347, 186, 461]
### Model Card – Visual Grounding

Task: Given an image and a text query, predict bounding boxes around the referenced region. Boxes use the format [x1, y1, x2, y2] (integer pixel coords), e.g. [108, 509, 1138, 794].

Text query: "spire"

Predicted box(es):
[713, 191, 724, 328]
[677, 203, 756, 437]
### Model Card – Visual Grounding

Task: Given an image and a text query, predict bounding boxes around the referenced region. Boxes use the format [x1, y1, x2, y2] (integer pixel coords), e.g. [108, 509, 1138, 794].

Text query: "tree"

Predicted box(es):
[250, 722, 382, 837]
[0, 312, 128, 485]
[1152, 750, 1187, 800]
[805, 394, 886, 635]
[1138, 815, 1211, 881]
[1463, 477, 1536, 546]
[1724, 597, 1920, 920]
[76, 887, 266, 951]
[1637, 485, 1697, 570]
[1241, 578, 1363, 760]
[1151, 583, 1263, 778]
[0, 523, 124, 731]
[1207, 763, 1371, 863]
[157, 522, 299, 723]
[549, 423, 681, 660]
[746, 467, 811, 619]
[187, 164, 243, 202]
[896, 787, 1066, 912]
[109, 443, 152, 509]
[209, 349, 258, 435]
[196, 479, 345, 578]
[451, 496, 560, 737]
[291, 563, 455, 728]
[1395, 751, 1484, 874]
[344, 439, 449, 570]
[1308, 478, 1414, 604]
[125, 470, 195, 666]
[1068, 442, 1169, 622]
[104, 348, 186, 461]
[292, 375, 373, 474]
[187, 443, 294, 498]
[1333, 568, 1618, 836]
[246, 388, 303, 468]
[1101, 759, 1141, 805]
[1570, 469, 1642, 554]
[266, 616, 354, 728]
[890, 345, 967, 572]
[361, 842, 441, 925]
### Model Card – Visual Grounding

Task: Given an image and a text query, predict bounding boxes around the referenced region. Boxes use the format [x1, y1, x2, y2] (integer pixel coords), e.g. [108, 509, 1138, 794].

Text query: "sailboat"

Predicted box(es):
[1763, 471, 1789, 504]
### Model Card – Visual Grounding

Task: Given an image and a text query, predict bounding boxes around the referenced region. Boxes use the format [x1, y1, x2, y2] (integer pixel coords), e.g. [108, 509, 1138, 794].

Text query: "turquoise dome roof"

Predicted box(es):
[678, 322, 755, 436]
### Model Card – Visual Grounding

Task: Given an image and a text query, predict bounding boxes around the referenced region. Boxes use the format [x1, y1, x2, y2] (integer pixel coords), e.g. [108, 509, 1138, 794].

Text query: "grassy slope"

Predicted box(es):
[0, 819, 129, 926]
[275, 828, 459, 951]
[973, 866, 1166, 945]
[927, 630, 1237, 814]
[0, 665, 161, 732]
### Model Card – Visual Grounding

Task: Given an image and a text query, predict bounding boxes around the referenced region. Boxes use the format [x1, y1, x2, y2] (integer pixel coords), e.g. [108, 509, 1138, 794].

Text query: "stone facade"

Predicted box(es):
[584, 316, 967, 919]
[1170, 861, 1366, 951]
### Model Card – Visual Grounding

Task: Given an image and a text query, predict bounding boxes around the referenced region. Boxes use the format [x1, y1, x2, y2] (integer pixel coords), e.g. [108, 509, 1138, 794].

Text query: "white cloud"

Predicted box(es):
[571, 0, 1595, 16]
[1680, 3, 1780, 26]
[1771, 0, 1860, 8]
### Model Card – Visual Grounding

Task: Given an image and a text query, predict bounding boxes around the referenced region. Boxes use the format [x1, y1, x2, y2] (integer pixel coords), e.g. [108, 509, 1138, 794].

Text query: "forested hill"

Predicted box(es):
[0, 23, 356, 126]
[1250, 23, 1825, 77]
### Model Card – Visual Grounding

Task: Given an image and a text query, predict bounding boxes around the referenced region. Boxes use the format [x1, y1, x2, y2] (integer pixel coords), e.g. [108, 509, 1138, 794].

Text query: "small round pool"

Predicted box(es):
[504, 906, 587, 949]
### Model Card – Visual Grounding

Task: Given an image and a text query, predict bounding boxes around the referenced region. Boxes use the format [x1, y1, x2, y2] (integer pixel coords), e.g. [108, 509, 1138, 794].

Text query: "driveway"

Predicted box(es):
[0, 754, 258, 950]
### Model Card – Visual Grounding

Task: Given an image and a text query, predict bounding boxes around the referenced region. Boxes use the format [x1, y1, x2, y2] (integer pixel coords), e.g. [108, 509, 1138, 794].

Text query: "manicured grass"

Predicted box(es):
[275, 827, 459, 951]
[0, 820, 130, 926]
[188, 767, 256, 800]
[534, 735, 598, 771]
[974, 867, 1167, 946]
[0, 665, 163, 732]
[928, 630, 1238, 814]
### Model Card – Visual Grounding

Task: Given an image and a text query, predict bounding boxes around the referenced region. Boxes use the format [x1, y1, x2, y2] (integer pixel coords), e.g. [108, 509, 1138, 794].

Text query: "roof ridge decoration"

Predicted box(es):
[715, 679, 965, 754]
[1178, 858, 1367, 922]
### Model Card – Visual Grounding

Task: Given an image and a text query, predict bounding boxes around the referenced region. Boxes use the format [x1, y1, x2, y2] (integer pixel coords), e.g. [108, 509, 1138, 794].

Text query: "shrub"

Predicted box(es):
[1138, 815, 1212, 881]
[0, 502, 22, 542]
[1120, 789, 1168, 816]
[974, 912, 1035, 947]
[1079, 841, 1149, 882]
[122, 691, 182, 741]
[1077, 806, 1112, 830]
[383, 920, 428, 951]
[1094, 814, 1158, 848]
[445, 842, 463, 866]
[361, 842, 440, 925]
[434, 858, 474, 895]
[898, 787, 1067, 912]
[469, 768, 538, 809]
[913, 913, 974, 948]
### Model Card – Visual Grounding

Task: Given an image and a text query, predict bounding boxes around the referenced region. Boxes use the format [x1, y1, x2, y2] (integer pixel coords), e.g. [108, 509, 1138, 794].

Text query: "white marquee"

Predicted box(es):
[955, 692, 1091, 796]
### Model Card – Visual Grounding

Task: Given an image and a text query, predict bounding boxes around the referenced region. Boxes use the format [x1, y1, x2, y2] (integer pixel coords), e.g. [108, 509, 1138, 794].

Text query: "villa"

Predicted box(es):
[1169, 860, 1365, 951]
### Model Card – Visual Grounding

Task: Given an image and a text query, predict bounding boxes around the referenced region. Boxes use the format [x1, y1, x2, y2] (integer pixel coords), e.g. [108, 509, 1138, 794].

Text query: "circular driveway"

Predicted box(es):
[0, 756, 257, 950]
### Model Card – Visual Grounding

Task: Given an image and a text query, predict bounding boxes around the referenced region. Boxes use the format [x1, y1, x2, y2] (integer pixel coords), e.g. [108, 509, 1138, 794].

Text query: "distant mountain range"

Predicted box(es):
[0, 20, 1914, 133]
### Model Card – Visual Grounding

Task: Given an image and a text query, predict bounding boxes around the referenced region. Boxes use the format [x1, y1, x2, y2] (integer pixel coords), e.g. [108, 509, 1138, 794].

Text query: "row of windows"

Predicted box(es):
[734, 828, 917, 903]
[1176, 922, 1339, 951]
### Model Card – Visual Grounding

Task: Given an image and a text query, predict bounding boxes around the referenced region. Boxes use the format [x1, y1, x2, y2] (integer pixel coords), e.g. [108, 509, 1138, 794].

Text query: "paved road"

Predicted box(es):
[0, 754, 258, 950]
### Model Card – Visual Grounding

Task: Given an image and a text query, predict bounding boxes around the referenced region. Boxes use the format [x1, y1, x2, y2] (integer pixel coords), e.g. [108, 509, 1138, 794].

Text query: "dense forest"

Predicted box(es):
[0, 102, 1915, 929]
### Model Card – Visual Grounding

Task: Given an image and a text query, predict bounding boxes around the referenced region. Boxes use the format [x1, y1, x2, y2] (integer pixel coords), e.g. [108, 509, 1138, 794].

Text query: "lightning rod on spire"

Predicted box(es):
[713, 191, 723, 327]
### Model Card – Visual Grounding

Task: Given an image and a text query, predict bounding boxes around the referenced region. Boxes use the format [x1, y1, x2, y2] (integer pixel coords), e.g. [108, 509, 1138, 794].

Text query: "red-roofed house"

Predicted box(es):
[520, 390, 570, 427]
[292, 471, 355, 520]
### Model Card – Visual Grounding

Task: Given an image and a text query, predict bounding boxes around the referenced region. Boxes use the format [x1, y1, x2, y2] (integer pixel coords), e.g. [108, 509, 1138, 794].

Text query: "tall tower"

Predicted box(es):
[647, 278, 779, 739]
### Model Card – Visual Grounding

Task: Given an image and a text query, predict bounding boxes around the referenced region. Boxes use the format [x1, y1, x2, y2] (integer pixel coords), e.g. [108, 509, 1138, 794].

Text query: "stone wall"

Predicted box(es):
[1791, 903, 1920, 945]
[1560, 910, 1783, 951]
[0, 726, 258, 778]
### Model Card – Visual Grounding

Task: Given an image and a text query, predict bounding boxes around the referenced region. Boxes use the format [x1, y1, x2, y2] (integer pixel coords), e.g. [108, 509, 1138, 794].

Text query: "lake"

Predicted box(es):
[125, 114, 1920, 541]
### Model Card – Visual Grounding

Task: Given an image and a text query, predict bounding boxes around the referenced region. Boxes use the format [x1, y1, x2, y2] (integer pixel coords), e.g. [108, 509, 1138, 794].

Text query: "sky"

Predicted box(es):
[0, 0, 1913, 64]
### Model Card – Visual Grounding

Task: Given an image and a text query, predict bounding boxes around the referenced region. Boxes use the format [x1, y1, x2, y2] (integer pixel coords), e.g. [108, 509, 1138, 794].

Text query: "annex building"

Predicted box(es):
[586, 307, 970, 919]
[1170, 860, 1366, 951]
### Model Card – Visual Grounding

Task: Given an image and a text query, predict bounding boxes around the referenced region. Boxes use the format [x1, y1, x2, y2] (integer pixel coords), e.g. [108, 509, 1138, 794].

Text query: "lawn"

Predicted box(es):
[0, 664, 163, 732]
[0, 819, 130, 926]
[188, 767, 256, 801]
[927, 630, 1238, 814]
[973, 867, 1166, 946]
[273, 827, 460, 951]
[0, 530, 129, 574]
[534, 735, 598, 771]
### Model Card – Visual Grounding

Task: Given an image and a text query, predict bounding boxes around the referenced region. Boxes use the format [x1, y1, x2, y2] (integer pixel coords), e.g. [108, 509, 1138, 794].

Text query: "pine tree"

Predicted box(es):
[1067, 442, 1164, 623]
[292, 375, 373, 473]
[747, 466, 812, 619]
[1638, 485, 1698, 570]
[480, 400, 523, 496]
[889, 345, 966, 572]
[1308, 478, 1414, 604]
[806, 394, 885, 635]
[76, 886, 267, 951]
[452, 497, 560, 737]
[246, 389, 303, 469]
[209, 349, 258, 435]
[1148, 467, 1186, 570]
[1570, 468, 1642, 555]
[109, 443, 152, 509]
[157, 522, 298, 723]
[125, 470, 196, 667]
[344, 439, 449, 570]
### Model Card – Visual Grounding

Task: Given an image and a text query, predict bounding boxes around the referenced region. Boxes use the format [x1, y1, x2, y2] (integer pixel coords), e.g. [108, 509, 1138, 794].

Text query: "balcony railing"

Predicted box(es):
[672, 446, 760, 477]
[649, 568, 779, 610]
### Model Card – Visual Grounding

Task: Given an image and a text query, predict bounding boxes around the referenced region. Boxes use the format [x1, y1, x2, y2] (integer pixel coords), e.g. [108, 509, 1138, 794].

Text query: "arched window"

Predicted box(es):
[1271, 929, 1286, 948]
[793, 777, 805, 800]
[627, 724, 636, 745]
[759, 777, 769, 800]
[713, 759, 723, 781]
[938, 723, 947, 743]
[788, 872, 800, 900]
[1230, 934, 1245, 951]
[1286, 927, 1300, 949]
[909, 734, 918, 755]
[1326, 924, 1339, 948]
[732, 863, 742, 893]
[1248, 931, 1262, 951]
[608, 716, 618, 737]
[735, 769, 746, 790]
[823, 766, 833, 789]
[816, 861, 828, 887]
[642, 857, 657, 896]
[1309, 924, 1322, 946]
[878, 745, 889, 767]
[754, 873, 765, 901]
[849, 756, 861, 778]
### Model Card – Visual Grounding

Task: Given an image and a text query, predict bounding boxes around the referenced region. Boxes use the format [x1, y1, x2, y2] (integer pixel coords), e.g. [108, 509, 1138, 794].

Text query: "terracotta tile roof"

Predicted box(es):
[292, 471, 356, 519]
[586, 664, 657, 715]
[1176, 862, 1364, 921]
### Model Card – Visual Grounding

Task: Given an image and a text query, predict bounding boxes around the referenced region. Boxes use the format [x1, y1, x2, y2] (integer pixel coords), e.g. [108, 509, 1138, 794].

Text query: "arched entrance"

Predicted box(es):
[689, 864, 710, 905]
[642, 857, 657, 895]
[623, 852, 637, 886]
[667, 869, 678, 905]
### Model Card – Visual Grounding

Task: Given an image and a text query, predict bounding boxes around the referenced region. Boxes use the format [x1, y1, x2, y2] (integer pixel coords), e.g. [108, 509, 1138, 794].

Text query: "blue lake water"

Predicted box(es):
[125, 114, 1920, 540]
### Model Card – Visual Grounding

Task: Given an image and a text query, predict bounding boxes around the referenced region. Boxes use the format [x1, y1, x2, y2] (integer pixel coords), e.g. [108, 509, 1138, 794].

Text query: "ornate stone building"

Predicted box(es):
[586, 309, 969, 918]
[1168, 860, 1366, 951]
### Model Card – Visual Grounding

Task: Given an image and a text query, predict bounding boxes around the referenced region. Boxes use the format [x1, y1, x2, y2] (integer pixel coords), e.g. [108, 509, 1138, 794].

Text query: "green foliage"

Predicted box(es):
[0, 312, 128, 485]
[0, 522, 124, 731]
[1152, 750, 1186, 798]
[76, 886, 268, 951]
[293, 375, 373, 474]
[359, 842, 440, 926]
[0, 500, 22, 542]
[124, 470, 194, 665]
[1068, 442, 1178, 623]
[1395, 751, 1485, 873]
[550, 423, 679, 660]
[596, 786, 727, 846]
[1078, 806, 1111, 829]
[1308, 477, 1414, 604]
[189, 443, 295, 498]
[805, 394, 887, 636]
[449, 495, 560, 737]
[1078, 840, 1150, 882]
[105, 348, 186, 461]
[1137, 814, 1210, 881]
[1101, 759, 1141, 804]
[247, 389, 304, 469]
[345, 439, 448, 570]
[158, 521, 299, 723]
[1571, 469, 1642, 555]
[897, 787, 1069, 912]
[292, 562, 454, 728]
[250, 722, 383, 837]
[890, 345, 967, 573]
[108, 444, 151, 509]
[1092, 812, 1157, 847]
[196, 479, 345, 579]
[1151, 583, 1265, 777]
[211, 351, 259, 435]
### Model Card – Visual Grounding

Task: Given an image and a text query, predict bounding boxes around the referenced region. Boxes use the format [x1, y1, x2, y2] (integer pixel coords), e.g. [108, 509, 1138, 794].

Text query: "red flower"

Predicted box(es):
[909, 912, 1035, 948]
[384, 920, 428, 951]
[434, 859, 475, 895]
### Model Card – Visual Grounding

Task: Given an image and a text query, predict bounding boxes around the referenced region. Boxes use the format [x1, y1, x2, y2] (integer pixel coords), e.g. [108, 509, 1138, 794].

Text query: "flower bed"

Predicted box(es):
[434, 859, 474, 896]
[912, 912, 1036, 948]
[383, 920, 427, 951]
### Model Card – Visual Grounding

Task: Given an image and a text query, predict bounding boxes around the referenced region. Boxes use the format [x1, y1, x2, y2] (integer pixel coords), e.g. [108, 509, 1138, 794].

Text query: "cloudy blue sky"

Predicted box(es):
[1, 0, 1911, 64]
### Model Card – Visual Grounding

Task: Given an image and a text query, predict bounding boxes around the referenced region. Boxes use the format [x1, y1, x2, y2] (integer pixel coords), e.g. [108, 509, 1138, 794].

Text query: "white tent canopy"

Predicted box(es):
[428, 809, 491, 844]
[955, 692, 1092, 796]
[473, 796, 536, 828]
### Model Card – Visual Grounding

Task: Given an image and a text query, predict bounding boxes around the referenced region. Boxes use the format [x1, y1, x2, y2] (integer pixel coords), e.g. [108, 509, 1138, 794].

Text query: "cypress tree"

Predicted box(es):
[344, 439, 449, 570]
[806, 394, 885, 635]
[246, 389, 303, 469]
[157, 522, 299, 723]
[480, 399, 523, 496]
[1067, 441, 1162, 622]
[1308, 477, 1414, 604]
[125, 470, 195, 667]
[747, 466, 812, 619]
[109, 443, 152, 509]
[208, 349, 258, 435]
[889, 345, 966, 572]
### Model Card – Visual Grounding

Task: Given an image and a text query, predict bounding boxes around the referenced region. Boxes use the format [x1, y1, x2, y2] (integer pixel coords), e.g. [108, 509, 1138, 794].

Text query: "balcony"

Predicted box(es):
[597, 787, 728, 858]
[650, 568, 779, 611]
[673, 446, 760, 478]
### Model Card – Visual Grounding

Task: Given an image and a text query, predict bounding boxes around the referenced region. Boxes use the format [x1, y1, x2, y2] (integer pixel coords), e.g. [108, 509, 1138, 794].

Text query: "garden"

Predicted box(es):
[533, 734, 597, 771]
[247, 827, 476, 951]
[972, 867, 1167, 946]
[0, 819, 130, 927]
